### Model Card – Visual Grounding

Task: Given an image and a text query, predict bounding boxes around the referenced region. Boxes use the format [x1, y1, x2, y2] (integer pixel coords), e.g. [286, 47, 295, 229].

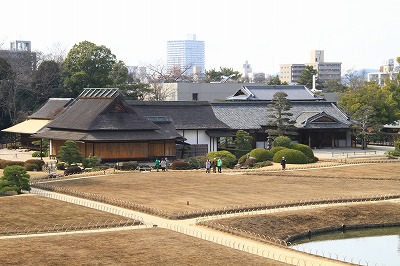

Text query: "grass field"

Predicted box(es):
[42, 163, 400, 213]
[0, 162, 399, 265]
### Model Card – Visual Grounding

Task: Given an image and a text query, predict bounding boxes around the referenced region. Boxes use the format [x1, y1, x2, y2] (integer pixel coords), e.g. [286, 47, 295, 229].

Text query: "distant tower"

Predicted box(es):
[10, 40, 31, 52]
[167, 34, 205, 75]
[310, 50, 324, 63]
[243, 60, 253, 82]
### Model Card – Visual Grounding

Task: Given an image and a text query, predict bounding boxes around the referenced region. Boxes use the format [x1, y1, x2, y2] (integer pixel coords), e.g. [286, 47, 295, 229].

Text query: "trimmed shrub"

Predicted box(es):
[269, 146, 286, 157]
[273, 136, 292, 148]
[0, 160, 24, 169]
[253, 161, 273, 168]
[290, 143, 315, 159]
[395, 141, 400, 151]
[31, 151, 48, 157]
[64, 165, 82, 175]
[56, 162, 66, 170]
[25, 159, 45, 169]
[386, 150, 400, 158]
[249, 148, 271, 162]
[82, 156, 102, 169]
[24, 163, 40, 171]
[273, 149, 308, 164]
[207, 150, 237, 168]
[171, 161, 191, 170]
[185, 156, 207, 169]
[120, 162, 138, 170]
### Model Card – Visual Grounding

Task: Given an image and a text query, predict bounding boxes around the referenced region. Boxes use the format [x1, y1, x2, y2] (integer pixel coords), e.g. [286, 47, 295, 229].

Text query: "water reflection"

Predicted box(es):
[292, 227, 400, 266]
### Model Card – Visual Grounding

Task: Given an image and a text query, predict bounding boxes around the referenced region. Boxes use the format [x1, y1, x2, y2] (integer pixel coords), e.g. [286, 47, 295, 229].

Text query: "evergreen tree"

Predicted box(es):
[0, 165, 30, 194]
[266, 92, 296, 136]
[57, 140, 83, 165]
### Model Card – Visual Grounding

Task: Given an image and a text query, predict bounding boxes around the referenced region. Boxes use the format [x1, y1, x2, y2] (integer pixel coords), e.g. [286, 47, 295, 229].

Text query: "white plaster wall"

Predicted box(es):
[177, 129, 218, 152]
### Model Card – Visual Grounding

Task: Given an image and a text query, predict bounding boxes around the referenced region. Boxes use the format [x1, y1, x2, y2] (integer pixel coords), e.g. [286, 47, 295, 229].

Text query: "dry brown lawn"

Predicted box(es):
[212, 202, 400, 241]
[0, 228, 286, 266]
[43, 163, 400, 213]
[0, 194, 129, 230]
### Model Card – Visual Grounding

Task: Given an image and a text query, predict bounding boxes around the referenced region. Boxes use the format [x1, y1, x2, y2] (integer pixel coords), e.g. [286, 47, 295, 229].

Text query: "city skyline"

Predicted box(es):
[1, 0, 399, 75]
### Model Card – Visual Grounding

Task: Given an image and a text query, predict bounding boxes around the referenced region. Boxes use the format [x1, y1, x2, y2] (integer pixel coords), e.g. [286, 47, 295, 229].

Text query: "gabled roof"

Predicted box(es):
[46, 95, 160, 131]
[211, 101, 351, 130]
[226, 85, 324, 101]
[28, 98, 73, 119]
[128, 101, 229, 130]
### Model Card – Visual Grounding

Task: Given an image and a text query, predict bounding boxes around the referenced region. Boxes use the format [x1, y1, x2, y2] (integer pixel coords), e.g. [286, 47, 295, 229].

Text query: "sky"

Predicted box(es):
[1, 0, 399, 75]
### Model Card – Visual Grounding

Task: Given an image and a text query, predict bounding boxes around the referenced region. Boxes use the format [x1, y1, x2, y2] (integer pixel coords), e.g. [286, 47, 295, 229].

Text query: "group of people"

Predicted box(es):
[154, 158, 169, 172]
[205, 157, 222, 173]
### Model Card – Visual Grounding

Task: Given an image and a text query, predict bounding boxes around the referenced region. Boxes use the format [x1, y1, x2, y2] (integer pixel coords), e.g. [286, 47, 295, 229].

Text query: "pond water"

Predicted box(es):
[292, 227, 400, 266]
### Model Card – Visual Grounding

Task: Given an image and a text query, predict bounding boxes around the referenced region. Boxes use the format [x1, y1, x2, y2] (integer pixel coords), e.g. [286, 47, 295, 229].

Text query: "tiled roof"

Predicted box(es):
[28, 98, 73, 119]
[211, 101, 351, 130]
[226, 85, 324, 101]
[128, 101, 229, 130]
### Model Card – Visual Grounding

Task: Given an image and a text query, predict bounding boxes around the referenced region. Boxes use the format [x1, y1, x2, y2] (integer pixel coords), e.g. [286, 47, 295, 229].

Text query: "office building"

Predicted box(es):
[280, 50, 341, 85]
[367, 59, 399, 86]
[167, 34, 205, 76]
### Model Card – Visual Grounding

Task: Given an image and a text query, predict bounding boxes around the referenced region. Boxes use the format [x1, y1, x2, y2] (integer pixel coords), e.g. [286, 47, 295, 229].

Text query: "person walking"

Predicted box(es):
[217, 158, 222, 173]
[205, 159, 211, 173]
[212, 158, 217, 173]
[164, 157, 169, 171]
[281, 156, 286, 171]
[160, 158, 167, 171]
[155, 158, 160, 172]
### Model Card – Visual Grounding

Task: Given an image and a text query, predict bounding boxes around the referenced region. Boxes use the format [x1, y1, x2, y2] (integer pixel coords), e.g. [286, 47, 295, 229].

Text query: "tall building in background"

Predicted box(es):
[280, 50, 341, 85]
[167, 34, 205, 75]
[367, 59, 399, 86]
[0, 40, 37, 76]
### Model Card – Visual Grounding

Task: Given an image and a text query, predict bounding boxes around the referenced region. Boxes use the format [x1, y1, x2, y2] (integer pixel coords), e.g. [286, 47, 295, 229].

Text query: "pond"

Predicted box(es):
[292, 227, 400, 266]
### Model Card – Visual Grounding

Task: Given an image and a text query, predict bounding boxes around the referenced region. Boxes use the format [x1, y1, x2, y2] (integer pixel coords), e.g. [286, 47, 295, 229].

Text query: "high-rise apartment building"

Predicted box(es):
[367, 59, 399, 86]
[0, 40, 37, 76]
[167, 34, 205, 75]
[280, 50, 341, 85]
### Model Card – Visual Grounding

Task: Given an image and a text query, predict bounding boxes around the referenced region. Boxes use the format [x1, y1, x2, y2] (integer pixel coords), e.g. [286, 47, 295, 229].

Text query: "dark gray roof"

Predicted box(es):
[128, 100, 229, 130]
[226, 85, 324, 101]
[46, 96, 160, 131]
[211, 101, 351, 130]
[28, 98, 73, 119]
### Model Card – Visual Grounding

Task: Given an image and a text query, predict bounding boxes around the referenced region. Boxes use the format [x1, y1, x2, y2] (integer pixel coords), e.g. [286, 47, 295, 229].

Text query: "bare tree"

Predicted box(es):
[343, 68, 367, 91]
[36, 42, 67, 67]
[144, 61, 193, 100]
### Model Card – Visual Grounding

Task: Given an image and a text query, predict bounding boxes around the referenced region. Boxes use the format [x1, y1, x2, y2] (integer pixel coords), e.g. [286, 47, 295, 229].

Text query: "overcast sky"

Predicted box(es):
[1, 0, 398, 74]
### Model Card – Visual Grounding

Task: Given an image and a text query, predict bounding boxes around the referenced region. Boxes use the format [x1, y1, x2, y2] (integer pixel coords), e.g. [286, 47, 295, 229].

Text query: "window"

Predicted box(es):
[192, 93, 198, 101]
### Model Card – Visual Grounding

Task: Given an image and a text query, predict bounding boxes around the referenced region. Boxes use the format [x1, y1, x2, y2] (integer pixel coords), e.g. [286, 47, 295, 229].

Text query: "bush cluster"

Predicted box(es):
[273, 149, 308, 164]
[23, 159, 45, 171]
[253, 161, 273, 168]
[56, 162, 66, 170]
[269, 146, 286, 157]
[290, 143, 315, 159]
[206, 150, 237, 168]
[249, 148, 271, 162]
[31, 151, 48, 157]
[273, 136, 291, 148]
[185, 156, 207, 169]
[119, 162, 138, 170]
[171, 160, 191, 170]
[0, 159, 24, 169]
[64, 165, 82, 175]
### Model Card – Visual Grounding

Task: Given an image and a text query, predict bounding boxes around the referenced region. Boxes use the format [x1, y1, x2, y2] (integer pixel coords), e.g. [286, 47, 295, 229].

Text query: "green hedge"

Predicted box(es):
[273, 136, 291, 148]
[207, 150, 237, 168]
[290, 143, 315, 159]
[171, 161, 191, 170]
[24, 163, 40, 171]
[185, 156, 207, 169]
[273, 149, 308, 164]
[249, 148, 271, 162]
[269, 146, 286, 157]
